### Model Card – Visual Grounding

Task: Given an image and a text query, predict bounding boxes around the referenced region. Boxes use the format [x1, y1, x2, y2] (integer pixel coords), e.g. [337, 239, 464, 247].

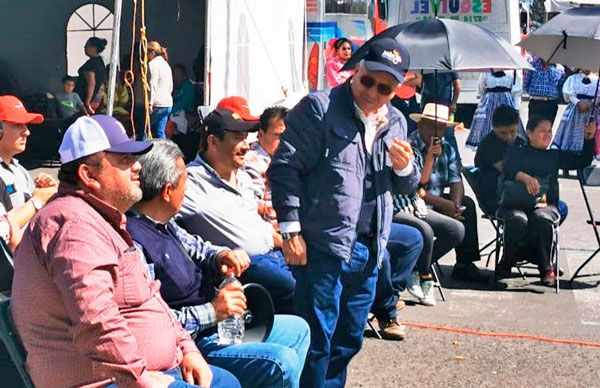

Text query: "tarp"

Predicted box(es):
[208, 0, 306, 114]
[545, 0, 600, 12]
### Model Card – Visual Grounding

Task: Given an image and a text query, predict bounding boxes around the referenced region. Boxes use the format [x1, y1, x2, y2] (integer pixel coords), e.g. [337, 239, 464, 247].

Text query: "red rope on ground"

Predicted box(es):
[401, 321, 600, 348]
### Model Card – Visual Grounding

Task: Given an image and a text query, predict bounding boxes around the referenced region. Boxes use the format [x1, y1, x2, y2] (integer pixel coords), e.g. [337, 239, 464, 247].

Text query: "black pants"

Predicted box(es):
[498, 206, 559, 271]
[393, 209, 465, 274]
[435, 195, 481, 264]
[528, 99, 559, 125]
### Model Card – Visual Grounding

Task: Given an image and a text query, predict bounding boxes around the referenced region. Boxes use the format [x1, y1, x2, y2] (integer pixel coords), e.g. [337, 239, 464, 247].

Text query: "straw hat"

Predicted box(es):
[409, 103, 457, 126]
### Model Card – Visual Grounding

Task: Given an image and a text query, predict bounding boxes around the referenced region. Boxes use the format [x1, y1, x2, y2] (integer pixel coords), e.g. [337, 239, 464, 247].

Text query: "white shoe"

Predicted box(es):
[406, 272, 424, 300]
[420, 280, 437, 306]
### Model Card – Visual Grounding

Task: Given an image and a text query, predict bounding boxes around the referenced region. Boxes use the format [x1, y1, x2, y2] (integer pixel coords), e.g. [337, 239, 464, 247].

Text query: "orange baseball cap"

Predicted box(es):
[216, 96, 258, 121]
[0, 95, 44, 124]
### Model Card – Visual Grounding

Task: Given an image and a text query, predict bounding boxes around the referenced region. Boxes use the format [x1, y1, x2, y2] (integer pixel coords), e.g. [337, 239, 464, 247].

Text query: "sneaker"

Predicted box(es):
[379, 319, 406, 341]
[541, 269, 556, 287]
[451, 263, 488, 283]
[420, 280, 436, 306]
[406, 272, 424, 300]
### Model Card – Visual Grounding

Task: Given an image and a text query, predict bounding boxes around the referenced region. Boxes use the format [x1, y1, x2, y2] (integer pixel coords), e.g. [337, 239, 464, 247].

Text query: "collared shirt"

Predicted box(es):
[129, 211, 226, 338]
[11, 185, 198, 388]
[244, 142, 272, 202]
[523, 56, 565, 99]
[0, 157, 35, 211]
[410, 131, 462, 197]
[178, 154, 275, 256]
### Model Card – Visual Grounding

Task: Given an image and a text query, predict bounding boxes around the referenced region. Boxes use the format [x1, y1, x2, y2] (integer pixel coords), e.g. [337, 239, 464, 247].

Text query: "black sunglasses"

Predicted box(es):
[359, 75, 395, 96]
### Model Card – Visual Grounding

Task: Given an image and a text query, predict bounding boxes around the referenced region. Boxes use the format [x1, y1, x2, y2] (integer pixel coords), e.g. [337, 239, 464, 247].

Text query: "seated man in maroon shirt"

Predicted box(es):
[10, 115, 239, 388]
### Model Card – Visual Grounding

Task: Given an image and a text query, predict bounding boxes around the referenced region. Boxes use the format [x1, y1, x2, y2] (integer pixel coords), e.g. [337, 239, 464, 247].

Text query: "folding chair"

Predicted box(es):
[461, 166, 503, 265]
[0, 299, 34, 388]
[570, 165, 600, 283]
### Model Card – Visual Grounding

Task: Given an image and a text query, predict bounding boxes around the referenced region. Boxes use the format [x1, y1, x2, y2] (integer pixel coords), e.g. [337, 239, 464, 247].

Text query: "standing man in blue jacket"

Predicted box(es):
[269, 38, 420, 387]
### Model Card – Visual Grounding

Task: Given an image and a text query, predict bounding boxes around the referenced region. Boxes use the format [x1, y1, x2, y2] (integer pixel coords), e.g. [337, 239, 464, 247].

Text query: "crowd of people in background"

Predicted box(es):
[0, 30, 598, 388]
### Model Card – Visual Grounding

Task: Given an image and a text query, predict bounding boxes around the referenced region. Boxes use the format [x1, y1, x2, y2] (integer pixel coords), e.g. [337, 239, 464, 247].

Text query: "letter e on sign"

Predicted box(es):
[482, 0, 492, 13]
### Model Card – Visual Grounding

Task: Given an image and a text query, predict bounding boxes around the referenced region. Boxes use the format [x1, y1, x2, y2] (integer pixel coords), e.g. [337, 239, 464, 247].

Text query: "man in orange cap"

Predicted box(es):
[0, 95, 57, 234]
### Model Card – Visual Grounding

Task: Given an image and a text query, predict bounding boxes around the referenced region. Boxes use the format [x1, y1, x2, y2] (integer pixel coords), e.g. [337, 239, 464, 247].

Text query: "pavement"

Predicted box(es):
[347, 104, 600, 387]
[22, 103, 600, 387]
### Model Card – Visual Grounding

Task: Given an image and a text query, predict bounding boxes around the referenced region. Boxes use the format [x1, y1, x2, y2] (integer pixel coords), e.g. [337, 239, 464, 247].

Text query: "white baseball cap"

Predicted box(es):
[59, 115, 152, 164]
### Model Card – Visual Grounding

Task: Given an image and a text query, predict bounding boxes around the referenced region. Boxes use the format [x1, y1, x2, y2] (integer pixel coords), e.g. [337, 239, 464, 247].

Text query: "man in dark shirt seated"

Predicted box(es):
[475, 105, 569, 221]
[127, 139, 310, 388]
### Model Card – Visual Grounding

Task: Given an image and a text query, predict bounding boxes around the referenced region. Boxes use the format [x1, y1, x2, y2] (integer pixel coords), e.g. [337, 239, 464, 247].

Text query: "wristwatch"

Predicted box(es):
[31, 198, 43, 212]
[281, 232, 299, 240]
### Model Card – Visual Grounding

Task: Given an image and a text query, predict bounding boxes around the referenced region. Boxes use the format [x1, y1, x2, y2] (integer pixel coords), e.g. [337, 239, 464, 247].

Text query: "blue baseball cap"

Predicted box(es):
[59, 115, 152, 164]
[362, 37, 410, 83]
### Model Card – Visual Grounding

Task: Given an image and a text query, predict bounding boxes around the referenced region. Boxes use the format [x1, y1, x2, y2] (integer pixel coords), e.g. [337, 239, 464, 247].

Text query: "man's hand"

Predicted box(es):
[147, 371, 175, 387]
[437, 198, 459, 218]
[211, 282, 246, 321]
[216, 249, 250, 277]
[272, 231, 283, 249]
[282, 234, 307, 266]
[449, 103, 457, 113]
[181, 351, 213, 387]
[32, 186, 57, 205]
[34, 173, 57, 188]
[388, 140, 414, 171]
[85, 102, 95, 115]
[426, 137, 443, 160]
[585, 120, 597, 140]
[516, 172, 540, 196]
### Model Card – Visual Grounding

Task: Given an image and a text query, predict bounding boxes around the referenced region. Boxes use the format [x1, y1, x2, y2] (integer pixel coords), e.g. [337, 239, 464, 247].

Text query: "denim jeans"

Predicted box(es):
[371, 223, 423, 322]
[105, 365, 239, 388]
[197, 315, 310, 388]
[240, 250, 296, 314]
[292, 242, 379, 388]
[150, 106, 172, 139]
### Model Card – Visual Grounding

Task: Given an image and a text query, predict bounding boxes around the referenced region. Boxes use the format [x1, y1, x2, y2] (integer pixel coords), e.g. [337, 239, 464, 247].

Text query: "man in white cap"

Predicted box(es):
[11, 115, 238, 388]
[0, 95, 57, 236]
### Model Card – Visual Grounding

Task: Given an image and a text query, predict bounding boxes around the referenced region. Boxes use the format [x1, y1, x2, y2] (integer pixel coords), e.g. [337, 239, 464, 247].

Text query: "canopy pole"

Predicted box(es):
[107, 0, 124, 116]
[203, 0, 211, 105]
[589, 63, 600, 122]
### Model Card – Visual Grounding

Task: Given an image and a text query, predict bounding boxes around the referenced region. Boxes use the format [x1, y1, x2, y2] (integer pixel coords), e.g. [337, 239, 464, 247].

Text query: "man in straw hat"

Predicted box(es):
[409, 103, 486, 283]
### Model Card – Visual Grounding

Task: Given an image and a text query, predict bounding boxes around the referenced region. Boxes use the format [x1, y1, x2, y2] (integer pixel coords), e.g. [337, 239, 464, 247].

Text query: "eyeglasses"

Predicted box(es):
[359, 75, 394, 96]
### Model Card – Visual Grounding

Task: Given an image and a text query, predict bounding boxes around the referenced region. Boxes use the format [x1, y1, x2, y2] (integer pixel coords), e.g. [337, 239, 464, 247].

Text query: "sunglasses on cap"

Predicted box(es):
[359, 75, 395, 96]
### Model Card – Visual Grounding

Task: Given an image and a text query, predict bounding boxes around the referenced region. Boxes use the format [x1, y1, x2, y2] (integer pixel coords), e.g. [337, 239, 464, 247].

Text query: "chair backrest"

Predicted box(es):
[0, 299, 34, 388]
[462, 165, 484, 202]
[580, 165, 600, 187]
[0, 238, 14, 295]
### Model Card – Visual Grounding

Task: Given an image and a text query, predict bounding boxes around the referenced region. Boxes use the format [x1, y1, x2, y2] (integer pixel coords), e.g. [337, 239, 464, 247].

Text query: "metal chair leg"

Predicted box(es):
[366, 315, 382, 339]
[516, 266, 526, 280]
[431, 264, 446, 301]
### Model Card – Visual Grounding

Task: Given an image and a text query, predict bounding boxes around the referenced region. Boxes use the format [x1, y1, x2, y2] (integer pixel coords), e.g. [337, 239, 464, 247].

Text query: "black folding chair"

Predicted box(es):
[461, 166, 503, 266]
[570, 165, 600, 283]
[0, 238, 14, 297]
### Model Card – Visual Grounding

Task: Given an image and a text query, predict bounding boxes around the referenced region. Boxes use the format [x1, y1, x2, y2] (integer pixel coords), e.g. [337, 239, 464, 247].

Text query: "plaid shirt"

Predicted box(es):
[133, 215, 227, 339]
[523, 56, 565, 99]
[410, 131, 462, 197]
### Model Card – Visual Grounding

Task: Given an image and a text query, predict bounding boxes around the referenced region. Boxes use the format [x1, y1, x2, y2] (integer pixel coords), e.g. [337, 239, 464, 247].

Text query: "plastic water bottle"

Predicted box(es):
[217, 274, 245, 345]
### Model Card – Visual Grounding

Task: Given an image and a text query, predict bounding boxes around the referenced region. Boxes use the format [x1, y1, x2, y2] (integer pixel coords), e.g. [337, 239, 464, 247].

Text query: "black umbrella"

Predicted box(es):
[517, 6, 600, 71]
[343, 18, 531, 72]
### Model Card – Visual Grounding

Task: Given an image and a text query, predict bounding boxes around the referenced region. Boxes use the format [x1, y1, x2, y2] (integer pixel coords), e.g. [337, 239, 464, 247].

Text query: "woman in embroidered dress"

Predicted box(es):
[325, 38, 354, 88]
[553, 70, 600, 154]
[466, 70, 525, 148]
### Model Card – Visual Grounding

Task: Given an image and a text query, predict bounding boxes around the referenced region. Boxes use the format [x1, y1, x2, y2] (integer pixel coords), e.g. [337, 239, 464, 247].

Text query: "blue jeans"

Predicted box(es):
[371, 223, 423, 321]
[197, 315, 310, 388]
[240, 250, 295, 314]
[292, 241, 379, 388]
[150, 106, 172, 139]
[106, 365, 239, 388]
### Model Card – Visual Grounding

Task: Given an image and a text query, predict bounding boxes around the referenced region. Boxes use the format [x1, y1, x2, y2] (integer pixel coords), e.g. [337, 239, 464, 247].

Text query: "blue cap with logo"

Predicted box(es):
[362, 37, 410, 83]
